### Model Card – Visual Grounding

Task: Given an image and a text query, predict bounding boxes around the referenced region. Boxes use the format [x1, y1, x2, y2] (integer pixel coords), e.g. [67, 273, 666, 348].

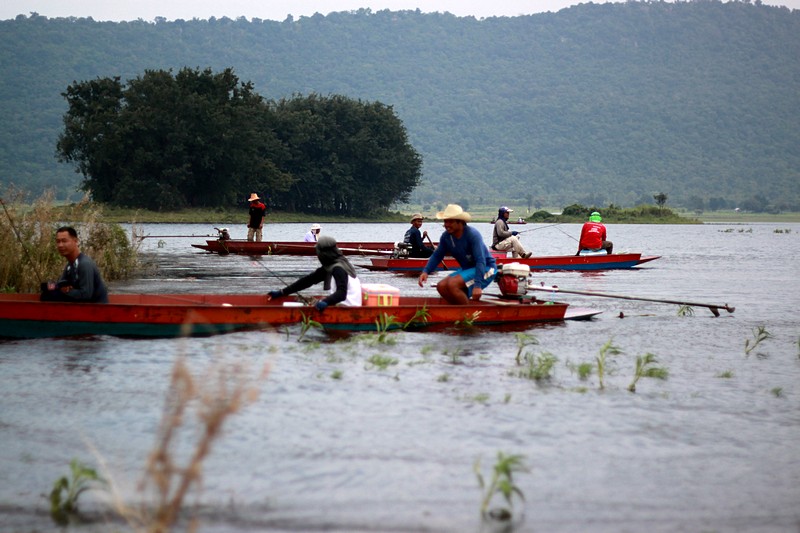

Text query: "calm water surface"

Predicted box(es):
[1, 222, 799, 532]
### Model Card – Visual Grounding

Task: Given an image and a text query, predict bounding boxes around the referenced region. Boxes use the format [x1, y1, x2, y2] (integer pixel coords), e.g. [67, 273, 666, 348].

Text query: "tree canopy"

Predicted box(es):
[3, 2, 800, 211]
[56, 68, 422, 213]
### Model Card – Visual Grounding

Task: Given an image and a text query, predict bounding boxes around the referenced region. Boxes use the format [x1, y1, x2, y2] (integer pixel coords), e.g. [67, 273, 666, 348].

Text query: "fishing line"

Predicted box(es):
[553, 225, 579, 243]
[250, 258, 314, 305]
[517, 222, 565, 234]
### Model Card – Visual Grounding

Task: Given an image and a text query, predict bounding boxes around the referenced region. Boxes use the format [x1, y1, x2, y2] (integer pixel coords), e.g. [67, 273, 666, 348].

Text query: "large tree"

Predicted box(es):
[270, 94, 422, 214]
[57, 69, 420, 213]
[58, 67, 293, 209]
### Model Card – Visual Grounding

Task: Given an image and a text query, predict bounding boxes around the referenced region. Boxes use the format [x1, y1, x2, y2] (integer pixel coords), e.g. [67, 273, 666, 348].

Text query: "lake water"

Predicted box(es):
[1, 221, 799, 532]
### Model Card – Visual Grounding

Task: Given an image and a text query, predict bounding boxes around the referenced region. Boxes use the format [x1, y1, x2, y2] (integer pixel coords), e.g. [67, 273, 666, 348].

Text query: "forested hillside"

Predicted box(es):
[1, 1, 798, 211]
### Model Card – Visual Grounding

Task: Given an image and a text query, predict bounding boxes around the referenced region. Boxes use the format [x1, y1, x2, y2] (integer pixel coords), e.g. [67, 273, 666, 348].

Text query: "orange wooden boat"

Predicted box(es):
[366, 252, 660, 272]
[0, 293, 599, 339]
[191, 239, 396, 256]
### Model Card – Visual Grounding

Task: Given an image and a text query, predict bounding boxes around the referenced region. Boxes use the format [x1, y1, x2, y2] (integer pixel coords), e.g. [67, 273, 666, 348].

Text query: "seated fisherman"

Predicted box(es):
[41, 226, 109, 303]
[492, 206, 532, 258]
[418, 204, 496, 305]
[403, 213, 434, 258]
[577, 211, 613, 255]
[267, 235, 361, 311]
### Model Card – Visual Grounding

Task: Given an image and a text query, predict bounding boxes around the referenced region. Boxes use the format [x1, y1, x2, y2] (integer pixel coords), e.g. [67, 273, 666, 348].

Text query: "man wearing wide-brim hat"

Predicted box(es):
[418, 204, 497, 304]
[403, 213, 434, 258]
[304, 223, 322, 242]
[246, 193, 267, 242]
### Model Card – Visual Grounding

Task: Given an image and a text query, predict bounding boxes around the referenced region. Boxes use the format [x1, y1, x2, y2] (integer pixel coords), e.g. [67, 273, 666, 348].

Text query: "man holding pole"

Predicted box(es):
[403, 213, 434, 258]
[492, 206, 532, 258]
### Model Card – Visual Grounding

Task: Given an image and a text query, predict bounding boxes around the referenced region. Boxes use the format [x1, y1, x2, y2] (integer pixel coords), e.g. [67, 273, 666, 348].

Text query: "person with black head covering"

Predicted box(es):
[266, 235, 362, 311]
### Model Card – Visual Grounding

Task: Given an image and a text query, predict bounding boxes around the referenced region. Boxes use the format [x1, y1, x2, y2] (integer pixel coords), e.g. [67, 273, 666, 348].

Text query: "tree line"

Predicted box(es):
[2, 2, 799, 211]
[56, 67, 422, 213]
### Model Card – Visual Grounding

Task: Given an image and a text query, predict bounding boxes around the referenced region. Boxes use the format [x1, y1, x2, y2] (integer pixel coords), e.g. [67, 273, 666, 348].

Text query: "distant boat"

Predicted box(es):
[366, 253, 660, 272]
[192, 239, 396, 256]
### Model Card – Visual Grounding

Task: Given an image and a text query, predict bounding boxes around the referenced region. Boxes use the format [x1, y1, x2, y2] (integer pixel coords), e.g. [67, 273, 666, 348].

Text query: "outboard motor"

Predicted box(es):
[391, 241, 411, 259]
[497, 262, 531, 298]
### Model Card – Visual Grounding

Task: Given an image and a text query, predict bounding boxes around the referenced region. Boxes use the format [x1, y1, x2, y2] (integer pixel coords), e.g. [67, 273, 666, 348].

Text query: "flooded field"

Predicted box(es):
[1, 222, 798, 532]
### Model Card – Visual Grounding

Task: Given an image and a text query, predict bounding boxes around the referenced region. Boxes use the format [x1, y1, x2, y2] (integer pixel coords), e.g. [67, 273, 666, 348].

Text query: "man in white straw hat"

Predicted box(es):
[304, 223, 321, 242]
[418, 204, 497, 304]
[403, 213, 434, 258]
[246, 192, 266, 241]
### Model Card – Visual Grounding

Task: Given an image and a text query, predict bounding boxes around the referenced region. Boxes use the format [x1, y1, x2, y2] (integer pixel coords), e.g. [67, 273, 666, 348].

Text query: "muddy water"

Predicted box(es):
[1, 222, 798, 532]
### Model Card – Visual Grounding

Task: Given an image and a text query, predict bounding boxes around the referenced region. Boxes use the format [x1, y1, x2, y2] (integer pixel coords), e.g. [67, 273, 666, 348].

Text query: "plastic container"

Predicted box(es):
[361, 283, 401, 306]
[501, 262, 530, 277]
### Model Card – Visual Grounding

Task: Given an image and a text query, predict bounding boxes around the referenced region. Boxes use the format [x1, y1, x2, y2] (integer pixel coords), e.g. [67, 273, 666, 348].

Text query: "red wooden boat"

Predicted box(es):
[191, 239, 397, 256]
[0, 294, 599, 339]
[366, 253, 660, 272]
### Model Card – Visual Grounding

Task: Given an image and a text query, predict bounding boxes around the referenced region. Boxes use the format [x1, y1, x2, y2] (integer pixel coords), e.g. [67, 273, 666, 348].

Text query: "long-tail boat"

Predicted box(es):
[366, 252, 660, 272]
[192, 239, 397, 256]
[0, 293, 599, 339]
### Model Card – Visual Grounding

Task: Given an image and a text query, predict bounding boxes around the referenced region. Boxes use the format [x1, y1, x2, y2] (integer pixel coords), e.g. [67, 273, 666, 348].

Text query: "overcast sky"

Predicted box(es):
[2, 0, 798, 22]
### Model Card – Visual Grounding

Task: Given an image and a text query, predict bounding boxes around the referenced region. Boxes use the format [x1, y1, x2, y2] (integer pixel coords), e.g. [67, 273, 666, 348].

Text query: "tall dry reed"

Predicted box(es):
[0, 189, 139, 292]
[108, 355, 270, 533]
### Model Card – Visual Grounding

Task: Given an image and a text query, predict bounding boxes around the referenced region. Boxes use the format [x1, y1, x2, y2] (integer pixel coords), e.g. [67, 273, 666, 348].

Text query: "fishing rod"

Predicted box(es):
[517, 222, 565, 234]
[553, 225, 580, 243]
[137, 234, 216, 240]
[528, 283, 735, 317]
[0, 198, 45, 284]
[250, 258, 314, 305]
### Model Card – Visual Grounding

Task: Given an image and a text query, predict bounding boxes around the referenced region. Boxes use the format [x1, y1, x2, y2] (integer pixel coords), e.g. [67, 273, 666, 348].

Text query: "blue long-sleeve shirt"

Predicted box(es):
[422, 225, 496, 280]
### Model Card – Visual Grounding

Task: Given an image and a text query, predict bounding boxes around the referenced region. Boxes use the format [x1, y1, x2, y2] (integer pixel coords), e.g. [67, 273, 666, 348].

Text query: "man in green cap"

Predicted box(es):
[577, 211, 613, 254]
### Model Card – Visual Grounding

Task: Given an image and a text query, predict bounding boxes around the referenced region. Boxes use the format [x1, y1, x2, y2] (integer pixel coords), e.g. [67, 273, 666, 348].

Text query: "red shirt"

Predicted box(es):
[579, 222, 607, 250]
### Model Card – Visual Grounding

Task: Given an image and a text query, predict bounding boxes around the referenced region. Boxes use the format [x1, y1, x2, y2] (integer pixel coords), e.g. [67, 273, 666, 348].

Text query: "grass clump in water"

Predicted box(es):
[627, 353, 669, 392]
[515, 352, 557, 381]
[366, 354, 398, 370]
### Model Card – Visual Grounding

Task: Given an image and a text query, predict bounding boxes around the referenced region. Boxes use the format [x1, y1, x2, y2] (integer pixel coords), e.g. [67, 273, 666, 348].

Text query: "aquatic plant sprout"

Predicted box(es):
[597, 338, 622, 390]
[627, 353, 669, 392]
[744, 325, 772, 357]
[49, 459, 104, 526]
[475, 451, 528, 523]
[298, 312, 322, 341]
[514, 333, 539, 365]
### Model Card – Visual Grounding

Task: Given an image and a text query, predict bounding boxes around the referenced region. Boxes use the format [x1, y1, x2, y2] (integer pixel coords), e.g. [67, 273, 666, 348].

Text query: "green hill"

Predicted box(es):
[1, 2, 798, 211]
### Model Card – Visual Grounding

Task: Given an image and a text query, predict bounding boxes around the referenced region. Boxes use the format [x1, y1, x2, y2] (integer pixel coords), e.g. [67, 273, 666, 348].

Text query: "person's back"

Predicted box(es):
[578, 212, 613, 254]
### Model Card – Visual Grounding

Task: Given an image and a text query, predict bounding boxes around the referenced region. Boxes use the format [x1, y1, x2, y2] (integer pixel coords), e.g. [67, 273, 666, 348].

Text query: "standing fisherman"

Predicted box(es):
[247, 193, 267, 242]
